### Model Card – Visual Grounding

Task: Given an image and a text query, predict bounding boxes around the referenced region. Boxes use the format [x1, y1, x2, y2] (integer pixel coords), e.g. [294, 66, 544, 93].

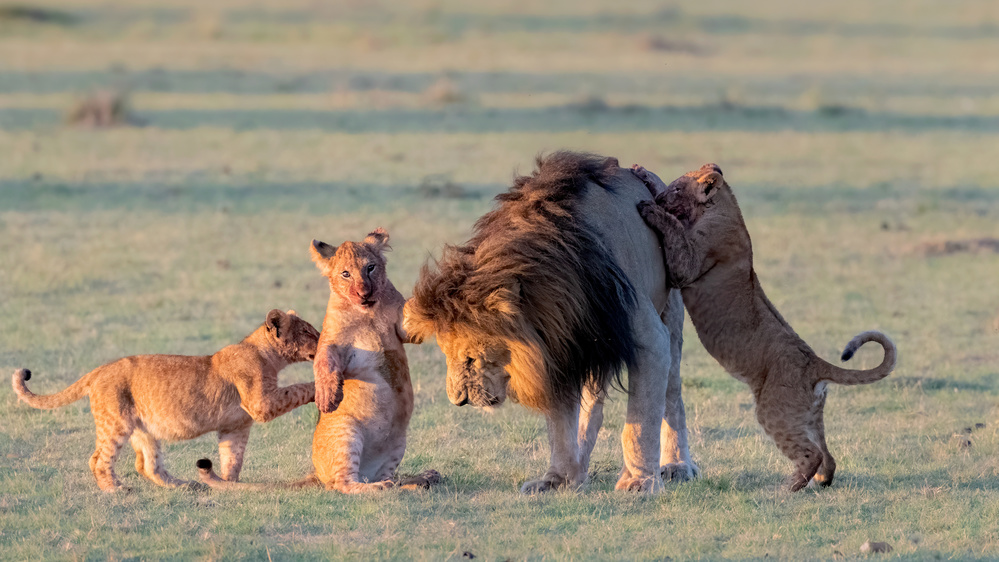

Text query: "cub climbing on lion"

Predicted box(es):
[634, 163, 897, 491]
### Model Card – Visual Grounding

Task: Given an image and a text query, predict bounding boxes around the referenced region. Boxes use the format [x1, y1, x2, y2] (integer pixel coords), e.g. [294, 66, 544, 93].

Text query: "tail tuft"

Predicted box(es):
[841, 348, 854, 362]
[196, 458, 213, 471]
[20, 369, 31, 381]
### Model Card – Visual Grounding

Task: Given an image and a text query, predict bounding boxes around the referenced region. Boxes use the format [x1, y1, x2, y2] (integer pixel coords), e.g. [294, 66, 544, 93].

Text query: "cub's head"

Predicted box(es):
[310, 228, 391, 310]
[660, 163, 727, 227]
[264, 309, 320, 363]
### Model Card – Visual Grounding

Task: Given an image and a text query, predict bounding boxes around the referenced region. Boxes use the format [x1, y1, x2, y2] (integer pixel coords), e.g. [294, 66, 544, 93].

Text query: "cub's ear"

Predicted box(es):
[310, 239, 337, 275]
[363, 228, 391, 253]
[695, 164, 724, 200]
[266, 309, 286, 337]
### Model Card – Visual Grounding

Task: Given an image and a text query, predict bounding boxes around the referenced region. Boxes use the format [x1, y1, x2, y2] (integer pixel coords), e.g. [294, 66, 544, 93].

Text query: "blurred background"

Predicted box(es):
[2, 1, 998, 559]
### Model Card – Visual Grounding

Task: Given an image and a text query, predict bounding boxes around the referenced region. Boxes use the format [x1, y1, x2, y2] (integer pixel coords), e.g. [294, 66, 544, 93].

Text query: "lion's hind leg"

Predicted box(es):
[659, 290, 699, 484]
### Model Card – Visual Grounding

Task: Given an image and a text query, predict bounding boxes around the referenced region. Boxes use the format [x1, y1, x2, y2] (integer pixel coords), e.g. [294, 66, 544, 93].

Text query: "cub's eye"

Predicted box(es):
[366, 264, 376, 273]
[341, 271, 350, 279]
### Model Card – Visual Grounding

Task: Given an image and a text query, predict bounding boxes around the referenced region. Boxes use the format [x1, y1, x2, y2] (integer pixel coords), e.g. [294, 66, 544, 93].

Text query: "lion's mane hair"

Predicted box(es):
[408, 151, 638, 411]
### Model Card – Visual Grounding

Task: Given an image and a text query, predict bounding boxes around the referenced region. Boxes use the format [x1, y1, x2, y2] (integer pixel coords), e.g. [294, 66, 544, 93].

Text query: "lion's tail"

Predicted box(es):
[11, 368, 95, 409]
[818, 331, 897, 386]
[195, 459, 321, 491]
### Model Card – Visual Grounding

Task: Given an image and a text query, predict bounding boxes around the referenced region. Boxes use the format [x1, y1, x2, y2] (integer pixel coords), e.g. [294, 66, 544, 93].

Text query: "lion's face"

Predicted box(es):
[662, 163, 725, 227]
[437, 331, 512, 408]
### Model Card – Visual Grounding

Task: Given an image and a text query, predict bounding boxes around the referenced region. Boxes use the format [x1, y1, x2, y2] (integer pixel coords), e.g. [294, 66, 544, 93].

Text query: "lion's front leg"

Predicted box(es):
[520, 401, 586, 494]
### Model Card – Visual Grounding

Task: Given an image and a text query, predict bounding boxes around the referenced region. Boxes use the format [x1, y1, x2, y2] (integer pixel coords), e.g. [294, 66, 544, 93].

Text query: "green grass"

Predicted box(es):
[2, 0, 999, 559]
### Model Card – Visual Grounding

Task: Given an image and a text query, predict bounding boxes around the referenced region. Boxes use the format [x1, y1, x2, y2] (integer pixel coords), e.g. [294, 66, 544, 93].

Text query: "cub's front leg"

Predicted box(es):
[637, 201, 703, 288]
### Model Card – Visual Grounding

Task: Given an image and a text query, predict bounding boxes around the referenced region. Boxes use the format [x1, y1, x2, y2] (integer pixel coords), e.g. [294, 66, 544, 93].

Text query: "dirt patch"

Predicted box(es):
[66, 90, 144, 128]
[0, 5, 76, 25]
[417, 175, 477, 199]
[919, 237, 999, 256]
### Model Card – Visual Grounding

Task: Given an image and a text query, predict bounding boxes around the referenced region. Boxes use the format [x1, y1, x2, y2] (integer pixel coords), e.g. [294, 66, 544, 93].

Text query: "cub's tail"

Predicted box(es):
[819, 331, 897, 385]
[11, 368, 94, 409]
[195, 459, 320, 491]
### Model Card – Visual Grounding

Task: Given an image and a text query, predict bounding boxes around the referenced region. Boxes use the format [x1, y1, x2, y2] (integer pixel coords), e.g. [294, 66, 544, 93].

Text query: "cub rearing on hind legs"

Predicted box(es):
[198, 228, 439, 493]
[635, 163, 897, 491]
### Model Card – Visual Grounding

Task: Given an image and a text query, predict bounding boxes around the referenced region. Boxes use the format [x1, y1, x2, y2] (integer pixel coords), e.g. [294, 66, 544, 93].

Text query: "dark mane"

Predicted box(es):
[409, 151, 638, 409]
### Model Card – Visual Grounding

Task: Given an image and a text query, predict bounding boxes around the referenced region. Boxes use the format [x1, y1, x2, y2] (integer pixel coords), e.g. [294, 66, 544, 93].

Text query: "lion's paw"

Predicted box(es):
[520, 472, 579, 495]
[614, 474, 664, 494]
[661, 462, 700, 483]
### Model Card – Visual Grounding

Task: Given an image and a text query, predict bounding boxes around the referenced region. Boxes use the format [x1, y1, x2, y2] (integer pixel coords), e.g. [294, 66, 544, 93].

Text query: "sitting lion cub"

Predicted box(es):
[11, 309, 319, 492]
[197, 228, 439, 493]
[635, 163, 897, 491]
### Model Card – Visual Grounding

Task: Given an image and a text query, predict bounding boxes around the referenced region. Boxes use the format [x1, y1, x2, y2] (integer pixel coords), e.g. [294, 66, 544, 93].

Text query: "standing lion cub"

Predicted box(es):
[12, 309, 319, 492]
[197, 229, 439, 492]
[635, 163, 897, 491]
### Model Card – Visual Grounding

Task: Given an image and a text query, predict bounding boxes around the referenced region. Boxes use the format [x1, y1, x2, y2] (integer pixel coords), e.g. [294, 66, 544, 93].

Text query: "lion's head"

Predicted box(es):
[405, 152, 638, 414]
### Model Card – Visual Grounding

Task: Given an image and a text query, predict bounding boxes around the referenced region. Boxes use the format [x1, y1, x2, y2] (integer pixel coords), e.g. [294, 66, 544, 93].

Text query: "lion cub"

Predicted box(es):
[635, 164, 897, 491]
[12, 309, 319, 492]
[197, 229, 438, 493]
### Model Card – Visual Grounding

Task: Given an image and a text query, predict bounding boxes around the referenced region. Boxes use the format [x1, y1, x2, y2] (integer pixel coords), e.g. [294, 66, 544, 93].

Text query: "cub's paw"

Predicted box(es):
[631, 164, 668, 196]
[614, 474, 664, 494]
[661, 462, 700, 483]
[399, 469, 442, 490]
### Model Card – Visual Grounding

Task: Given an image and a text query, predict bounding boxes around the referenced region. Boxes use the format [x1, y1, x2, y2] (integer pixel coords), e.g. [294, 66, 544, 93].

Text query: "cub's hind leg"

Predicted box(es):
[217, 425, 252, 481]
[756, 391, 822, 492]
[314, 419, 390, 494]
[130, 428, 188, 488]
[90, 415, 135, 492]
[811, 394, 836, 487]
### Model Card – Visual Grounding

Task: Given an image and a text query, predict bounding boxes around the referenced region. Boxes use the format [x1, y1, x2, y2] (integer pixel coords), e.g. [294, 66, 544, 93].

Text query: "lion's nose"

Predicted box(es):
[450, 389, 469, 407]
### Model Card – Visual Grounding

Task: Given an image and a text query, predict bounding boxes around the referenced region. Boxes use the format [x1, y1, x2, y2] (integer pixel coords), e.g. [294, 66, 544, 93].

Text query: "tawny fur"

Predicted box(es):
[635, 163, 897, 491]
[196, 229, 439, 493]
[405, 152, 697, 494]
[11, 310, 319, 492]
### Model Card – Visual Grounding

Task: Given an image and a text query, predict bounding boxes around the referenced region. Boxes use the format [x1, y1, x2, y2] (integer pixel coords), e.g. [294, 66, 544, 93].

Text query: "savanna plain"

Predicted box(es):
[1, 0, 998, 559]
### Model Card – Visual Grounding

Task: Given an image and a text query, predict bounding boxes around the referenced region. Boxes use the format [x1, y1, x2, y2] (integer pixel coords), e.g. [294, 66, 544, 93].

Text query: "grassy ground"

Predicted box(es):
[2, 0, 998, 559]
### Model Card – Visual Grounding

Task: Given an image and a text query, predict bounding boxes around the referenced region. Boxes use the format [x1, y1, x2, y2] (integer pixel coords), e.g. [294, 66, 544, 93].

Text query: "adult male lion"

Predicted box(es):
[405, 151, 697, 493]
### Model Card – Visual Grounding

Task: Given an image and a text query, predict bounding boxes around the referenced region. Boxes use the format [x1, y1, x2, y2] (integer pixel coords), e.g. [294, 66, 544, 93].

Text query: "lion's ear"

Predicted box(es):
[484, 280, 521, 320]
[310, 239, 337, 276]
[364, 228, 391, 253]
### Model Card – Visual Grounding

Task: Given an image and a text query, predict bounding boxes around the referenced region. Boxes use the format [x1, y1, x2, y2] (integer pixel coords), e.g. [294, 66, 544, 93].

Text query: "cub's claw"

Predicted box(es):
[631, 164, 668, 197]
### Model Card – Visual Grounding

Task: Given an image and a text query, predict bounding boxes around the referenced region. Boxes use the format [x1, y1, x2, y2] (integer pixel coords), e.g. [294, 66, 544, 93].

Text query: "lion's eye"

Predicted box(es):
[341, 271, 350, 279]
[366, 264, 376, 273]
